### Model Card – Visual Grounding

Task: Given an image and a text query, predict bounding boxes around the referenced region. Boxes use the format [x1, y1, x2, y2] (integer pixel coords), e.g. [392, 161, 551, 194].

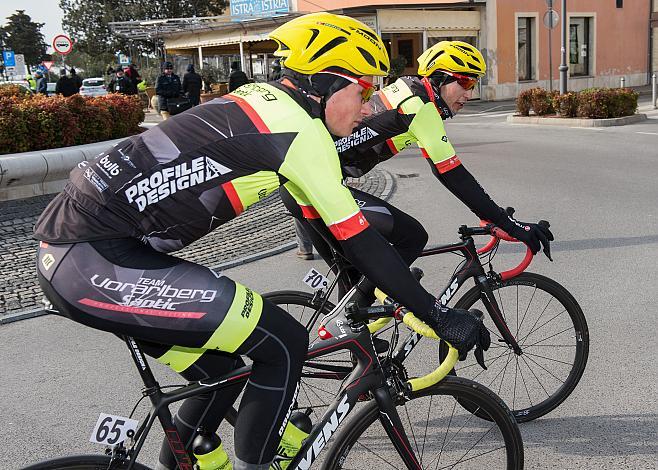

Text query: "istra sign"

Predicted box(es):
[230, 0, 289, 19]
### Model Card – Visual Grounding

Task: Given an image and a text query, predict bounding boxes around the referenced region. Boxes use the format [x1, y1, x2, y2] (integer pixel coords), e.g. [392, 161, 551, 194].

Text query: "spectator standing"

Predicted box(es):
[55, 69, 78, 97]
[182, 64, 203, 106]
[294, 220, 314, 260]
[268, 59, 282, 81]
[70, 67, 83, 92]
[155, 61, 182, 120]
[26, 73, 36, 92]
[124, 64, 142, 90]
[108, 68, 137, 95]
[35, 71, 47, 95]
[228, 60, 249, 92]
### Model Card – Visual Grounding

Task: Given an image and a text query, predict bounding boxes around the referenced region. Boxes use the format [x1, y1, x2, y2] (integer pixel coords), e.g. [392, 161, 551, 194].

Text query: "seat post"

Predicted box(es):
[124, 336, 160, 392]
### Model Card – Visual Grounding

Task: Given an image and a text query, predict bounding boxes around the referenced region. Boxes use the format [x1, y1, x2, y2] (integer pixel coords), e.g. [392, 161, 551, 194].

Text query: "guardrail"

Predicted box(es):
[0, 138, 124, 201]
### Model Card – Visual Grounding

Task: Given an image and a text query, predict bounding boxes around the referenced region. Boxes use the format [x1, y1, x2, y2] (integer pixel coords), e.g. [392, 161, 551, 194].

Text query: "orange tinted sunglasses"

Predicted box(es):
[442, 70, 479, 91]
[318, 70, 376, 102]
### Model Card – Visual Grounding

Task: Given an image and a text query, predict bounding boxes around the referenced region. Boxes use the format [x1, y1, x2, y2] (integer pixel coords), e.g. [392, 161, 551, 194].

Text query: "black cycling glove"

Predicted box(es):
[498, 214, 554, 259]
[421, 301, 491, 360]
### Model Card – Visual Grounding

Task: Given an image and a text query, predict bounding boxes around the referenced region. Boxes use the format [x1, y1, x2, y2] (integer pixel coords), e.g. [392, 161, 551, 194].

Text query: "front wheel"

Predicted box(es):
[21, 454, 151, 470]
[450, 272, 589, 423]
[323, 375, 523, 469]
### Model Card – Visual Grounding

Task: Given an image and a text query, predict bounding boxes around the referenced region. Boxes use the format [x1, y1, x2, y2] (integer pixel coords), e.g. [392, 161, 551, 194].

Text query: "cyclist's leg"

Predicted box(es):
[137, 343, 245, 470]
[37, 239, 308, 470]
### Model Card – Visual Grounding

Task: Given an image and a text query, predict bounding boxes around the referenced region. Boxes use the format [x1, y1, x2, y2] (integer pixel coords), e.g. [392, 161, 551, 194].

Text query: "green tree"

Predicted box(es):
[59, 0, 226, 57]
[0, 10, 48, 66]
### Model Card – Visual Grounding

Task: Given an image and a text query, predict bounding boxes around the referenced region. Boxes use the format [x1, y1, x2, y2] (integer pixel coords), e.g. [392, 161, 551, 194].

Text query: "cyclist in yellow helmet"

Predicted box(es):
[34, 14, 489, 470]
[281, 40, 553, 307]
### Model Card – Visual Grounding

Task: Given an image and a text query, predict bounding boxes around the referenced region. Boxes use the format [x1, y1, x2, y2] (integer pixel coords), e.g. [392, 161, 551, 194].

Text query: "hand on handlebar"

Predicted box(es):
[423, 301, 491, 367]
[498, 209, 554, 260]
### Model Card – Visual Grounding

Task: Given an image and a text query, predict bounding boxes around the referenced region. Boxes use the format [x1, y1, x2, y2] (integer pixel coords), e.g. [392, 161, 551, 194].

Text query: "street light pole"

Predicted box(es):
[559, 0, 568, 93]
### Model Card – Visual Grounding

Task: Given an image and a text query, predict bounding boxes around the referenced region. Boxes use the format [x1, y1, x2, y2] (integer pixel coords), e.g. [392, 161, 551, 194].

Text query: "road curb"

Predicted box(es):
[507, 113, 647, 127]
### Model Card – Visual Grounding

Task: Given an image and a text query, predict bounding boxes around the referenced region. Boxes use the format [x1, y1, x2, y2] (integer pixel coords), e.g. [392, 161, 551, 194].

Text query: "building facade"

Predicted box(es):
[159, 0, 653, 100]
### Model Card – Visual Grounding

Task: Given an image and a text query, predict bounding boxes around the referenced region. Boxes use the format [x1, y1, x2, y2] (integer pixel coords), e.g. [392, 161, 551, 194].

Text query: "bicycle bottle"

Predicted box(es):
[193, 427, 232, 470]
[273, 410, 313, 469]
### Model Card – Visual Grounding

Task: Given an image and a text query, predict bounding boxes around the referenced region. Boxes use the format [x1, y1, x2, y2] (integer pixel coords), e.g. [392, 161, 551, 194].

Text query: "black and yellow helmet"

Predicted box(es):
[270, 13, 390, 77]
[417, 40, 486, 78]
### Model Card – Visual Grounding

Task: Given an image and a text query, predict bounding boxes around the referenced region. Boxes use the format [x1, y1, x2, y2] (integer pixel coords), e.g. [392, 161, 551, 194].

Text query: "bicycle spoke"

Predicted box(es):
[516, 357, 534, 408]
[519, 354, 551, 397]
[523, 351, 574, 368]
[516, 284, 538, 334]
[404, 403, 422, 463]
[522, 353, 566, 385]
[515, 285, 519, 337]
[517, 296, 554, 343]
[420, 394, 433, 461]
[350, 439, 400, 470]
[519, 308, 569, 344]
[522, 326, 576, 349]
[435, 445, 508, 469]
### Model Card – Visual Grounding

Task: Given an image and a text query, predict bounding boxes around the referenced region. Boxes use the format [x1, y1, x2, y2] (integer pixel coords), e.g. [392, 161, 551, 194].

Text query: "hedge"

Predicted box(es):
[0, 85, 144, 155]
[516, 86, 638, 119]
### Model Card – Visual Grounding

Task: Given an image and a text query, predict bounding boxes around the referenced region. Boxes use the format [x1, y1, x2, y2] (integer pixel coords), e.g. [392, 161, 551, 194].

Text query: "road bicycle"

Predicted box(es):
[24, 293, 523, 469]
[266, 222, 589, 423]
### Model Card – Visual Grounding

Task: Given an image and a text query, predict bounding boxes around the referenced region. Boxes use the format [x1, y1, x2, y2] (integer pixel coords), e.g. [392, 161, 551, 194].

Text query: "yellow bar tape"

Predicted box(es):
[373, 288, 459, 391]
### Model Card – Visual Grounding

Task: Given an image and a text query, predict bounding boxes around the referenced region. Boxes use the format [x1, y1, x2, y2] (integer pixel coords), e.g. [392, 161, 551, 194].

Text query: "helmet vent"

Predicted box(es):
[306, 28, 320, 49]
[357, 46, 377, 68]
[357, 28, 379, 42]
[379, 61, 389, 73]
[467, 62, 483, 72]
[450, 54, 465, 67]
[310, 36, 348, 63]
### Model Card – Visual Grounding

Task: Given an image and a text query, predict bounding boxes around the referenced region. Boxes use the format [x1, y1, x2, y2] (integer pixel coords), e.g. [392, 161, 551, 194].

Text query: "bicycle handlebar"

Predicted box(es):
[372, 288, 459, 392]
[475, 221, 533, 281]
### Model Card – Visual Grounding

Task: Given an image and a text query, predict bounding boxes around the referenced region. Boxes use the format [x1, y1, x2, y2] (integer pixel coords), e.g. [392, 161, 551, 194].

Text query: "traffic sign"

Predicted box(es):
[543, 10, 559, 29]
[52, 34, 73, 55]
[14, 54, 26, 74]
[2, 50, 16, 67]
[118, 53, 130, 65]
[42, 60, 54, 71]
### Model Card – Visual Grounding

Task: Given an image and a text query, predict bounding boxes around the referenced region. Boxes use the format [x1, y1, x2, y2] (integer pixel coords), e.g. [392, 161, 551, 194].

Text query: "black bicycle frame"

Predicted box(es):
[302, 229, 523, 372]
[120, 302, 422, 470]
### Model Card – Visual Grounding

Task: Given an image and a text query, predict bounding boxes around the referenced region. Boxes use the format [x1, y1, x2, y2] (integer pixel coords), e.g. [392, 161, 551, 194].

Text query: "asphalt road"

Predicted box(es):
[1, 101, 657, 469]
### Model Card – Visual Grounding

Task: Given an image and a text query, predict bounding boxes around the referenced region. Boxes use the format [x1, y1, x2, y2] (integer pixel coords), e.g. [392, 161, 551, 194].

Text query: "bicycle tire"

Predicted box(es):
[21, 454, 151, 470]
[322, 375, 523, 470]
[450, 272, 589, 423]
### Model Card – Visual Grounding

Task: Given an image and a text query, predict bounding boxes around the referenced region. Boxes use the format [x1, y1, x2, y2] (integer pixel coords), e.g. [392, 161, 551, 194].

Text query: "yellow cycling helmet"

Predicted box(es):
[269, 12, 389, 76]
[417, 40, 486, 77]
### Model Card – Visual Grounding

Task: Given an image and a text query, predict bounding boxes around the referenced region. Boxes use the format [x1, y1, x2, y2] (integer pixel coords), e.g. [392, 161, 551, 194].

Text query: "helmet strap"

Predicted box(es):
[422, 76, 453, 119]
[282, 67, 354, 122]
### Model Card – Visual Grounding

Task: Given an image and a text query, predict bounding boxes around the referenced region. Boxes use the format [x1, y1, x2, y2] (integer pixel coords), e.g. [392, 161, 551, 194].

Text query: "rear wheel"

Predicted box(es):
[449, 272, 589, 422]
[323, 376, 524, 469]
[21, 454, 151, 470]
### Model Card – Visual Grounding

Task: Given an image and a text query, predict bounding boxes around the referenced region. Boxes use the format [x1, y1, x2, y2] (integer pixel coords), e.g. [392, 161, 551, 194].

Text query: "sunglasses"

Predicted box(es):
[442, 70, 479, 91]
[318, 70, 376, 102]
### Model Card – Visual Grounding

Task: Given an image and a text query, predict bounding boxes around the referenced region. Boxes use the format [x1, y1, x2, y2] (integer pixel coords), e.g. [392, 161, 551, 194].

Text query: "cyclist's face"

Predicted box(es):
[441, 80, 474, 115]
[325, 76, 374, 137]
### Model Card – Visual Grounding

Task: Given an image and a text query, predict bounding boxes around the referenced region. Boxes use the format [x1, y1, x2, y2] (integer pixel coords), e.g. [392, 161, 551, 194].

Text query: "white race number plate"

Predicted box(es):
[90, 413, 139, 446]
[303, 268, 329, 290]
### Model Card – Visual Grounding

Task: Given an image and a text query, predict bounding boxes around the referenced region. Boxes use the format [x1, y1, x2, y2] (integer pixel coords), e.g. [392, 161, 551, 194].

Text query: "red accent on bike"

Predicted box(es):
[318, 326, 333, 340]
[477, 220, 534, 280]
[391, 425, 422, 469]
[328, 212, 370, 240]
[222, 181, 243, 215]
[78, 298, 207, 319]
[228, 94, 271, 133]
[300, 204, 321, 219]
[434, 156, 462, 174]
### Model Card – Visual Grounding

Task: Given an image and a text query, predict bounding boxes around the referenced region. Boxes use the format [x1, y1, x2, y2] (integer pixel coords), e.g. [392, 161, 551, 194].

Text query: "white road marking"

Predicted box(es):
[636, 131, 658, 135]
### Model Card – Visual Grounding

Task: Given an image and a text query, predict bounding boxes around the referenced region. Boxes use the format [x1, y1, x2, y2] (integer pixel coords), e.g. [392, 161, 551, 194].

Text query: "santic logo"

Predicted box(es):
[124, 157, 231, 211]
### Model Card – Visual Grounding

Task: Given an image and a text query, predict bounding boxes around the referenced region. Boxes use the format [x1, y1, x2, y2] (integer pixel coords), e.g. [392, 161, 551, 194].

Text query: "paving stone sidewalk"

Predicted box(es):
[0, 170, 392, 316]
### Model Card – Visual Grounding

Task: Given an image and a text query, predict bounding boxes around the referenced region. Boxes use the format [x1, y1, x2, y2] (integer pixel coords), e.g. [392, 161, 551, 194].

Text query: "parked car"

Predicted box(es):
[79, 78, 107, 97]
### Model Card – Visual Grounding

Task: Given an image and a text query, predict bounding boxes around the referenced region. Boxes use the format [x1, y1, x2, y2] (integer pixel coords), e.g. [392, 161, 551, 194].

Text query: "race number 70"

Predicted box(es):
[303, 268, 329, 290]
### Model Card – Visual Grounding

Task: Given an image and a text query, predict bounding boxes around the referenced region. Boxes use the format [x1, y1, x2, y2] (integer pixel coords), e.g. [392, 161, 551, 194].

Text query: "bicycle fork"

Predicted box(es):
[475, 276, 523, 355]
[373, 386, 422, 470]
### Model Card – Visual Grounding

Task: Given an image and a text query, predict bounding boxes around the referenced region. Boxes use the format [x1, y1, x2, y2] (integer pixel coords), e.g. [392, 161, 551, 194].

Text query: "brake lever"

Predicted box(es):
[474, 346, 487, 370]
[538, 220, 553, 262]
